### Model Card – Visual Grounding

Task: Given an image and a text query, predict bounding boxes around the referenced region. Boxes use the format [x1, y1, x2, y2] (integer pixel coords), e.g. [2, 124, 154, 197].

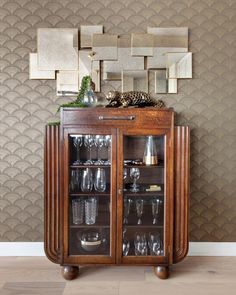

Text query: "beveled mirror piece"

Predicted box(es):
[37, 28, 79, 71]
[29, 53, 55, 79]
[166, 52, 192, 79]
[154, 70, 177, 94]
[122, 70, 148, 92]
[92, 34, 118, 60]
[131, 33, 154, 56]
[147, 27, 188, 68]
[79, 50, 100, 92]
[56, 70, 79, 96]
[103, 35, 144, 81]
[80, 25, 103, 48]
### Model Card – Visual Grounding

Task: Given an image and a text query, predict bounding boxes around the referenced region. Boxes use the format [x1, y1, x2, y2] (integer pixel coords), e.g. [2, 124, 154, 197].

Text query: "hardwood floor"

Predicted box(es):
[0, 257, 236, 294]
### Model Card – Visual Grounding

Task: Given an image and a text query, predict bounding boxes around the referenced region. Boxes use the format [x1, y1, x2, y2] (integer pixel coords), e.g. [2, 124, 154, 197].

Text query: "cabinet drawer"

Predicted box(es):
[61, 108, 174, 129]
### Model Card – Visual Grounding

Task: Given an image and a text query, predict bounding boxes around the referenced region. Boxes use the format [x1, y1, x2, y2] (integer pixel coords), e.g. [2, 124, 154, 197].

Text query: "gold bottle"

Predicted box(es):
[143, 136, 158, 165]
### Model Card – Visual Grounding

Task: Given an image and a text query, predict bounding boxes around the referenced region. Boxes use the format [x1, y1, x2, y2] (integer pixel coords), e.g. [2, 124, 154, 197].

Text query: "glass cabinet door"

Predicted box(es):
[120, 133, 170, 261]
[65, 130, 115, 262]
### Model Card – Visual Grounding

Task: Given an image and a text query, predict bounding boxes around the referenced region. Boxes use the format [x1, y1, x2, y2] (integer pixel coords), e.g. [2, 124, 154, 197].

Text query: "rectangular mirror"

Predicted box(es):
[166, 52, 192, 79]
[155, 70, 177, 94]
[122, 70, 148, 92]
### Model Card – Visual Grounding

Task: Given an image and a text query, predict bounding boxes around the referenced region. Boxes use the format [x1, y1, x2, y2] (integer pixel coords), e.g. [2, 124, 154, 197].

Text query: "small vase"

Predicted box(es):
[83, 80, 97, 106]
[143, 136, 158, 165]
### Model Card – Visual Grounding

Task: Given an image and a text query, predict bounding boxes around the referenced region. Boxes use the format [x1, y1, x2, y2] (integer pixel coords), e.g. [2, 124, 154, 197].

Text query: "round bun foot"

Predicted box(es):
[61, 265, 79, 280]
[154, 265, 169, 279]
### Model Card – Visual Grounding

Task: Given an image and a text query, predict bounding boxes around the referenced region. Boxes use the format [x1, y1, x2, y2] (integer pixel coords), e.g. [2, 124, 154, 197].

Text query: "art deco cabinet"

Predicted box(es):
[44, 108, 189, 280]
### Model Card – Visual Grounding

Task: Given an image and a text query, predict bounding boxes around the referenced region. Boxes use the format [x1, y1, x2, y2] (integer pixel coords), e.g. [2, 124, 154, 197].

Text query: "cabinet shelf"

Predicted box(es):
[123, 225, 163, 228]
[70, 192, 110, 197]
[70, 224, 110, 229]
[70, 165, 110, 169]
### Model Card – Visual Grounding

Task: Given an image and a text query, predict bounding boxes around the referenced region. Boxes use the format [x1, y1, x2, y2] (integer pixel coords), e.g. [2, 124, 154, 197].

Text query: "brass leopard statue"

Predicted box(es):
[105, 91, 165, 108]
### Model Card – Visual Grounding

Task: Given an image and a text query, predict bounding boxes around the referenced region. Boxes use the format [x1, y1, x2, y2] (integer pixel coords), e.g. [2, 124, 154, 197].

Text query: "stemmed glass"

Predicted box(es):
[130, 168, 140, 192]
[73, 135, 83, 165]
[123, 198, 132, 224]
[123, 168, 128, 191]
[81, 168, 93, 192]
[134, 233, 147, 256]
[148, 232, 162, 255]
[104, 135, 111, 165]
[122, 228, 130, 256]
[94, 135, 105, 165]
[94, 168, 106, 192]
[84, 135, 95, 164]
[135, 198, 144, 225]
[152, 198, 160, 225]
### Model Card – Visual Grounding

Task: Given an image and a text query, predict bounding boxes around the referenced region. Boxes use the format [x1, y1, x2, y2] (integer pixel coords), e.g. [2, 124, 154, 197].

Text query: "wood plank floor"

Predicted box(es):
[0, 257, 236, 294]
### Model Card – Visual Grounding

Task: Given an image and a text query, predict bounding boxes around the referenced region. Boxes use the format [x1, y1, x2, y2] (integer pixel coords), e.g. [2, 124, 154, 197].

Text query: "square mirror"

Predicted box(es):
[166, 52, 192, 79]
[154, 70, 177, 94]
[122, 70, 148, 92]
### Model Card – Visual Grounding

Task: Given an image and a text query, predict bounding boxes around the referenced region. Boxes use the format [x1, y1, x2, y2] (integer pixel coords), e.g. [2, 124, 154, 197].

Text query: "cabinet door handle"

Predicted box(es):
[98, 116, 135, 121]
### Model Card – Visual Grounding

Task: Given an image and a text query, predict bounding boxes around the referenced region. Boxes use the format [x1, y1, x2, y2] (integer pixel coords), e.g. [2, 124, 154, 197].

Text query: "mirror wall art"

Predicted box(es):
[29, 26, 192, 95]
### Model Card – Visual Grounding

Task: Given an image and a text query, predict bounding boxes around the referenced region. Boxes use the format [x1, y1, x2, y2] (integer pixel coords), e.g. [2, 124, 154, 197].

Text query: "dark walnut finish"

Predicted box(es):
[44, 108, 190, 280]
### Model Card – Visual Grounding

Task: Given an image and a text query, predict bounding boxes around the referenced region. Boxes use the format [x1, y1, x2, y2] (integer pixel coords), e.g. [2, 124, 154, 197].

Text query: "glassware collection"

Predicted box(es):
[69, 134, 164, 256]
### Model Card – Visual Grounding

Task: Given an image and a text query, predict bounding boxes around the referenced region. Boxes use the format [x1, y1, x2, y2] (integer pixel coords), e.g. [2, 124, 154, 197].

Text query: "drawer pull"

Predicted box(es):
[98, 116, 135, 121]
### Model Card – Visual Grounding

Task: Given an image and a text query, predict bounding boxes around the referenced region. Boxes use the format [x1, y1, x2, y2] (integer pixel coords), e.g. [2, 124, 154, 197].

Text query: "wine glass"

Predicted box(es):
[152, 198, 160, 225]
[130, 168, 140, 192]
[123, 198, 132, 224]
[84, 135, 95, 164]
[104, 135, 111, 165]
[148, 232, 161, 255]
[134, 233, 147, 256]
[81, 168, 93, 192]
[123, 168, 128, 191]
[73, 135, 83, 165]
[94, 168, 106, 192]
[135, 198, 144, 225]
[94, 135, 105, 165]
[122, 229, 130, 256]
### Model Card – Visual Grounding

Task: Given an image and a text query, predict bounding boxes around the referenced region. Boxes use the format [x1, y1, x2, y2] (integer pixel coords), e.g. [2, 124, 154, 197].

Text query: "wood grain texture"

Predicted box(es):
[44, 125, 60, 264]
[173, 126, 190, 263]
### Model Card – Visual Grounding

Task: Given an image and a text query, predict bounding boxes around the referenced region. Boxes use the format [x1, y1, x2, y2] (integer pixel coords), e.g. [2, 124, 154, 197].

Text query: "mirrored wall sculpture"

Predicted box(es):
[131, 33, 154, 56]
[166, 52, 192, 79]
[80, 25, 103, 48]
[103, 35, 144, 81]
[29, 26, 192, 95]
[56, 71, 79, 96]
[147, 27, 188, 69]
[122, 70, 148, 92]
[79, 50, 100, 92]
[92, 34, 118, 60]
[154, 70, 178, 94]
[37, 28, 79, 71]
[29, 53, 55, 79]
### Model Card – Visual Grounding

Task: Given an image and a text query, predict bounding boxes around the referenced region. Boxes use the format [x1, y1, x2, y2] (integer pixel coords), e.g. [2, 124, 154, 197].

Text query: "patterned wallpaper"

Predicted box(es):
[0, 0, 236, 242]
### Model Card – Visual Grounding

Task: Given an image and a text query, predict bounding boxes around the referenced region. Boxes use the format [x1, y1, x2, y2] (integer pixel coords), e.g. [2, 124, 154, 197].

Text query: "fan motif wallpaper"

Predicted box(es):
[0, 0, 236, 242]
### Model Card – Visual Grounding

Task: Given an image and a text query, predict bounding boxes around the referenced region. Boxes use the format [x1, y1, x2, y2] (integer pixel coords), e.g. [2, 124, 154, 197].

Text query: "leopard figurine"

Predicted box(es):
[105, 91, 165, 108]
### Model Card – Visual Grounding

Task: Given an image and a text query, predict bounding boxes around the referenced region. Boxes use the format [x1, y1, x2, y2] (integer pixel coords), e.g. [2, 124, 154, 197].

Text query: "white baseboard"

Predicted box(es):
[0, 242, 235, 256]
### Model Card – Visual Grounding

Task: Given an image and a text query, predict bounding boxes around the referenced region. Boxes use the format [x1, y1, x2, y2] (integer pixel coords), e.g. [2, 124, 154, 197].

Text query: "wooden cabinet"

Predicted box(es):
[44, 108, 189, 280]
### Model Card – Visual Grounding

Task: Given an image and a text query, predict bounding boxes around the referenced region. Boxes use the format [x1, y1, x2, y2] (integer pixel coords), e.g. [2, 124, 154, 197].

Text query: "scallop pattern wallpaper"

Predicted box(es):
[0, 0, 236, 242]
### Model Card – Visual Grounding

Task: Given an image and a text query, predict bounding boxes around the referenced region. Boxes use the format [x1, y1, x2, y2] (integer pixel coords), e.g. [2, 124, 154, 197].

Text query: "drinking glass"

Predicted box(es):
[122, 229, 130, 256]
[148, 232, 162, 255]
[123, 198, 132, 224]
[135, 198, 144, 225]
[94, 168, 106, 192]
[152, 198, 160, 225]
[123, 168, 128, 191]
[130, 168, 140, 192]
[104, 135, 111, 165]
[72, 198, 84, 224]
[70, 169, 80, 192]
[94, 135, 105, 165]
[73, 135, 83, 165]
[84, 135, 95, 164]
[81, 168, 93, 192]
[85, 197, 98, 225]
[134, 233, 147, 256]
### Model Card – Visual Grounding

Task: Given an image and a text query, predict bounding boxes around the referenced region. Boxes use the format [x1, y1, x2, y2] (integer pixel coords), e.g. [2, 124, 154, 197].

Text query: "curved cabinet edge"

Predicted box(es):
[173, 126, 190, 264]
[44, 125, 60, 264]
